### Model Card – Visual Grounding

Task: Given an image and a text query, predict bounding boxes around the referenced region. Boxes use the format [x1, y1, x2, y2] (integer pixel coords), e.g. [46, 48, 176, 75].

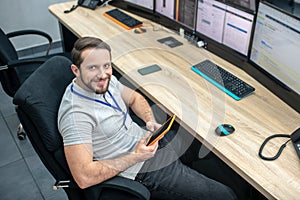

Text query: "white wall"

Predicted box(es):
[0, 0, 71, 51]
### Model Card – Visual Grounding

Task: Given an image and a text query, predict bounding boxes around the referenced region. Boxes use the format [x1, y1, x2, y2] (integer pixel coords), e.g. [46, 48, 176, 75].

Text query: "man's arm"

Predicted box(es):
[121, 86, 155, 123]
[65, 133, 158, 189]
[121, 86, 161, 131]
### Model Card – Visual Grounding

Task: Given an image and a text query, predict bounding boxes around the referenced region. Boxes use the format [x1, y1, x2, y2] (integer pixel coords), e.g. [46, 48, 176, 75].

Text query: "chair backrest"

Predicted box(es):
[12, 56, 83, 199]
[0, 28, 18, 64]
[0, 28, 21, 97]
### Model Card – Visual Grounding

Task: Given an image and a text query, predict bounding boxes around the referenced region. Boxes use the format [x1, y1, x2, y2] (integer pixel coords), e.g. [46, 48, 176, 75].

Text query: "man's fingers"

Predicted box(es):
[140, 132, 152, 144]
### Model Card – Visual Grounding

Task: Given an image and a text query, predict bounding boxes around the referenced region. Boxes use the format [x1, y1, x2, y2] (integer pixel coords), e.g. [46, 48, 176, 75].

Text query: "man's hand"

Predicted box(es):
[146, 121, 161, 132]
[133, 132, 158, 162]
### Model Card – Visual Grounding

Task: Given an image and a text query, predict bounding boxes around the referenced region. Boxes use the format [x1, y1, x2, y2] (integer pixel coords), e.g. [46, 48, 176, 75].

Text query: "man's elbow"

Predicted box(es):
[74, 175, 98, 189]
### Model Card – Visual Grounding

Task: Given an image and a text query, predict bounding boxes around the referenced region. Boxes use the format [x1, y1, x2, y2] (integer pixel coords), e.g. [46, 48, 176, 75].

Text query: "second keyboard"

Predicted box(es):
[104, 9, 143, 30]
[191, 60, 255, 100]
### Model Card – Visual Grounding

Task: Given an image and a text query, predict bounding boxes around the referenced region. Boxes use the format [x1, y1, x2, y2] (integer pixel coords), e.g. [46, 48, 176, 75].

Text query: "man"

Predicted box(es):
[58, 37, 237, 199]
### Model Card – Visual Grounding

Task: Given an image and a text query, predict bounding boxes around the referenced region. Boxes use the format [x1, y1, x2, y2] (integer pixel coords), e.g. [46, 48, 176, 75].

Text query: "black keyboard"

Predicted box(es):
[104, 9, 143, 30]
[191, 60, 255, 100]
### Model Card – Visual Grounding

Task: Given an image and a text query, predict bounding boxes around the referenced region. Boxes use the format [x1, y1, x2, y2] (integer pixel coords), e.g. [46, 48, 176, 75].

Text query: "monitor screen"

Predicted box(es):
[250, 1, 300, 95]
[222, 5, 254, 55]
[175, 0, 197, 29]
[196, 0, 254, 55]
[155, 0, 175, 19]
[123, 0, 154, 11]
[196, 0, 227, 43]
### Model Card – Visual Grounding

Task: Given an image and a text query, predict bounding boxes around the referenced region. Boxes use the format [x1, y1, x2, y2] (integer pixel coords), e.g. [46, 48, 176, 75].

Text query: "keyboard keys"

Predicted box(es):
[104, 9, 143, 30]
[191, 60, 255, 100]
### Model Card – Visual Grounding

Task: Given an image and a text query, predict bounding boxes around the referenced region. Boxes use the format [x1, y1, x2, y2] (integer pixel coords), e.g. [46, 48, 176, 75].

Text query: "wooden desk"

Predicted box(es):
[49, 2, 300, 199]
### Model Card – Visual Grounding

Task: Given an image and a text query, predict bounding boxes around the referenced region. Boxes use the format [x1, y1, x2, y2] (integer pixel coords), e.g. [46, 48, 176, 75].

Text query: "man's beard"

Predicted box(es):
[95, 77, 110, 94]
[80, 76, 111, 94]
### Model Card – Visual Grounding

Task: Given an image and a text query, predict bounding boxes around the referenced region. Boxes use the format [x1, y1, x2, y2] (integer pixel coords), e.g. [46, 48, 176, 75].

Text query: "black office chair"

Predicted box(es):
[0, 27, 70, 139]
[12, 56, 150, 200]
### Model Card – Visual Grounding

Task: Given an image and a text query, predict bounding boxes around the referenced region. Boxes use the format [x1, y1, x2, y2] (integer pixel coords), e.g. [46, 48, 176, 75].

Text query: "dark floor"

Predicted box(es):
[0, 49, 68, 200]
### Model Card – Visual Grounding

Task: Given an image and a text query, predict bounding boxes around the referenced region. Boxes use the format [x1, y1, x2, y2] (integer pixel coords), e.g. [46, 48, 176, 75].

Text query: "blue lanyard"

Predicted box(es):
[70, 85, 128, 125]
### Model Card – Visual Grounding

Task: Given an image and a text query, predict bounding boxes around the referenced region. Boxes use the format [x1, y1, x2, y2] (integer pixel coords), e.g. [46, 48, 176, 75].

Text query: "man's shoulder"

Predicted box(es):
[57, 81, 76, 118]
[110, 75, 118, 85]
[109, 75, 123, 91]
[60, 82, 73, 104]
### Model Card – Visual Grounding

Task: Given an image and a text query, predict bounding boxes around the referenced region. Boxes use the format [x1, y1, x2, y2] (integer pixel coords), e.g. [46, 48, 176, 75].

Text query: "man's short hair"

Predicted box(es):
[72, 37, 112, 68]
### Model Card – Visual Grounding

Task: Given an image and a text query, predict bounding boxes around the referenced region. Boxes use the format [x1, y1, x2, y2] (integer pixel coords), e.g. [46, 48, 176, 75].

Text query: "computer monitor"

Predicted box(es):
[250, 1, 300, 95]
[196, 0, 254, 56]
[222, 5, 254, 55]
[196, 0, 227, 43]
[175, 0, 198, 29]
[155, 0, 175, 19]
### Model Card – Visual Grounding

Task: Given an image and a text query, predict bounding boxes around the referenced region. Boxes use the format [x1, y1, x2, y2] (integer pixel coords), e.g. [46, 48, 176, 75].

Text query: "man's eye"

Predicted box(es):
[89, 65, 96, 70]
[104, 63, 111, 69]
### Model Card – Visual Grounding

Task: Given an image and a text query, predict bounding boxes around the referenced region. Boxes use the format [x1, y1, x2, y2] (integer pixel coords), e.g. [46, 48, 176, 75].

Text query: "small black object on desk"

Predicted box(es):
[215, 124, 235, 136]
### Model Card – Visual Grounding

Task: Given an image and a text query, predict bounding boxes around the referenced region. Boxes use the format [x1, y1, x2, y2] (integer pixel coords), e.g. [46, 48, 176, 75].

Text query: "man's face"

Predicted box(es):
[72, 48, 112, 94]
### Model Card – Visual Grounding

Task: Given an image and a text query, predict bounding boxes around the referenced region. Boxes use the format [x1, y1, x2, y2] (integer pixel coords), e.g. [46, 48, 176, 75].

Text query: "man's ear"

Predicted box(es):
[71, 64, 79, 76]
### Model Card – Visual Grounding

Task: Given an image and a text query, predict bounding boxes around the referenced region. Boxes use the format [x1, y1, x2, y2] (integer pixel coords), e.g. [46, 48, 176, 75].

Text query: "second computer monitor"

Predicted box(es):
[175, 0, 198, 29]
[196, 0, 254, 56]
[196, 0, 227, 43]
[155, 0, 175, 19]
[222, 6, 254, 55]
[155, 0, 198, 30]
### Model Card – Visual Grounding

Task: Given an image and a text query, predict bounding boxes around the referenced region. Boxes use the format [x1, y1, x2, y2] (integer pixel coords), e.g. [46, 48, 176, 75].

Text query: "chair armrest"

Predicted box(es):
[6, 30, 53, 55]
[84, 176, 150, 200]
[0, 58, 47, 70]
[101, 176, 150, 199]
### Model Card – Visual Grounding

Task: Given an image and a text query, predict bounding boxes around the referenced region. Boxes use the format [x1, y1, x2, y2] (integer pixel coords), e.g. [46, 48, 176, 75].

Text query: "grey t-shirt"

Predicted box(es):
[58, 75, 146, 179]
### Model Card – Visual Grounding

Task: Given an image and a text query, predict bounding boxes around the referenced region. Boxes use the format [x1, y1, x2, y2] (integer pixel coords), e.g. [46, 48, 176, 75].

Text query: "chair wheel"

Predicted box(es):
[17, 123, 26, 140]
[17, 132, 26, 140]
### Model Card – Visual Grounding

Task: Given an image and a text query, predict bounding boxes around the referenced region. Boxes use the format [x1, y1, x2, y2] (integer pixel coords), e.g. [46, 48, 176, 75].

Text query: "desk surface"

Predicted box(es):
[49, 2, 300, 199]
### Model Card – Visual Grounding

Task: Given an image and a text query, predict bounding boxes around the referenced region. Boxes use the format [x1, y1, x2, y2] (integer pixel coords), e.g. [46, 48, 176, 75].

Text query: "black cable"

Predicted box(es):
[258, 134, 291, 161]
[64, 4, 79, 14]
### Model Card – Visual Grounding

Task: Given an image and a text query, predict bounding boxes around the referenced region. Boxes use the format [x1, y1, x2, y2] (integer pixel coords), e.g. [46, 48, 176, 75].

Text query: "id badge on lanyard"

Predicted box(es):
[71, 85, 129, 129]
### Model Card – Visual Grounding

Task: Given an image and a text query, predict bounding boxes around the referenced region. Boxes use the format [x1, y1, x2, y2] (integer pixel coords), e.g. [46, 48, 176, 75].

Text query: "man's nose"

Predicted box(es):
[96, 67, 107, 78]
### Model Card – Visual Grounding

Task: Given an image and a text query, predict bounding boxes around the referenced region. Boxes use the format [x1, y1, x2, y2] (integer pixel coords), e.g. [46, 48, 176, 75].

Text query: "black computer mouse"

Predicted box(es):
[215, 124, 235, 136]
[134, 27, 146, 34]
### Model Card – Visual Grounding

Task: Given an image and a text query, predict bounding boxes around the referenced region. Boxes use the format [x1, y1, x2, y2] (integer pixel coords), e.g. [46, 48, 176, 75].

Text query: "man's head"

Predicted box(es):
[71, 37, 112, 94]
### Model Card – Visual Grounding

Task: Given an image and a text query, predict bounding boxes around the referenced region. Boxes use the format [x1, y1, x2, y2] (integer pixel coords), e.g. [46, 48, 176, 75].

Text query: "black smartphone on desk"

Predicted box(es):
[138, 64, 161, 75]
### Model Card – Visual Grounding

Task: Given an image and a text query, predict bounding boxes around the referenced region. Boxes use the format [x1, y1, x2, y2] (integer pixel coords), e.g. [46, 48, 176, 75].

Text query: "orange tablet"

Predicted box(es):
[146, 115, 176, 146]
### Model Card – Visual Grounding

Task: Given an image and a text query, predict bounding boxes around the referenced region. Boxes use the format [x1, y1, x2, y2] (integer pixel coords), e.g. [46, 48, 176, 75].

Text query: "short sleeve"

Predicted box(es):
[59, 110, 95, 146]
[110, 75, 124, 93]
